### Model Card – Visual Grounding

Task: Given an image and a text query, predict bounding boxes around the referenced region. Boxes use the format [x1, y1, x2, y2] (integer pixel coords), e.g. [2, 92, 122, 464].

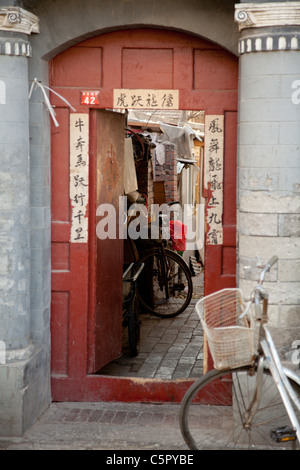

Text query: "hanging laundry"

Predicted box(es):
[155, 142, 165, 165]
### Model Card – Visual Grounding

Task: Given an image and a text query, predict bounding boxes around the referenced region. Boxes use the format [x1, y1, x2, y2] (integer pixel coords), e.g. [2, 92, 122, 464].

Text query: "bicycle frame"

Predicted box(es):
[155, 242, 170, 294]
[261, 328, 300, 443]
[242, 255, 300, 445]
[180, 254, 300, 450]
[150, 218, 182, 298]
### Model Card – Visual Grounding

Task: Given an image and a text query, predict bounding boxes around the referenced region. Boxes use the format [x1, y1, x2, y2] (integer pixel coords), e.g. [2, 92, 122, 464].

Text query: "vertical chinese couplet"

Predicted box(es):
[70, 113, 89, 243]
[204, 115, 224, 245]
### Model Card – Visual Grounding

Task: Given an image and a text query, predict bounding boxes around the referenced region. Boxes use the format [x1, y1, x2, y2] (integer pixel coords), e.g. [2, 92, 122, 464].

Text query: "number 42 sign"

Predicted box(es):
[81, 91, 100, 105]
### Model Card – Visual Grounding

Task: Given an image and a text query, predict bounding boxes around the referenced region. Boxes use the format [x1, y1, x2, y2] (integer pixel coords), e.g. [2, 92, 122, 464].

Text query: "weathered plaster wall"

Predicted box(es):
[25, 0, 239, 59]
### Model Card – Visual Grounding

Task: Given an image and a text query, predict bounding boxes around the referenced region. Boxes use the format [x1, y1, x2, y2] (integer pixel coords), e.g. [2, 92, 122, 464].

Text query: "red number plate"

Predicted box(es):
[81, 91, 99, 105]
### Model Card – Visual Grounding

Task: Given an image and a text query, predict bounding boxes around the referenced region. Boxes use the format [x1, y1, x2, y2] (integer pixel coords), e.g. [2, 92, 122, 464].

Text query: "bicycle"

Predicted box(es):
[179, 255, 300, 450]
[122, 262, 144, 356]
[132, 214, 193, 319]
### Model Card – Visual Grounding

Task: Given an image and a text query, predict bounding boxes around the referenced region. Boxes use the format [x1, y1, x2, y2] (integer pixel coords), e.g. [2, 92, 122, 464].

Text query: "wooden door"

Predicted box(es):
[88, 110, 125, 372]
[51, 108, 125, 379]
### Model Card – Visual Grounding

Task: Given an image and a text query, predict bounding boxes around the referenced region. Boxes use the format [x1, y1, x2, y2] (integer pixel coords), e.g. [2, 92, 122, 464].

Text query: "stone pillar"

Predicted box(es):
[0, 6, 40, 435]
[235, 2, 300, 362]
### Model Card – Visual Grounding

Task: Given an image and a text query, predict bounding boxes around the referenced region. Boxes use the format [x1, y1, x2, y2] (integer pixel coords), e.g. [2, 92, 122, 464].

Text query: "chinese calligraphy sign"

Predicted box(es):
[204, 115, 224, 245]
[113, 89, 179, 109]
[70, 113, 89, 243]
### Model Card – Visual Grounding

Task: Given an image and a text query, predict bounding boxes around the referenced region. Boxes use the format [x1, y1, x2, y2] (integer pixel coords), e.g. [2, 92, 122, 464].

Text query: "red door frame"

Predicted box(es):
[50, 29, 238, 402]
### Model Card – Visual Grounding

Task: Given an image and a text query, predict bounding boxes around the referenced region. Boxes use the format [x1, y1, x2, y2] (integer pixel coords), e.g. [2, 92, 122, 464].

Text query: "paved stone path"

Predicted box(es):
[99, 272, 204, 380]
[0, 401, 233, 450]
[99, 305, 204, 379]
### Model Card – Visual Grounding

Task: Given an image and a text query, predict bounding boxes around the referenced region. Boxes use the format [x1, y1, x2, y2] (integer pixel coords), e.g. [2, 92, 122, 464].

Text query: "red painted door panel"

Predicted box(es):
[51, 108, 89, 378]
[122, 48, 173, 88]
[205, 111, 238, 296]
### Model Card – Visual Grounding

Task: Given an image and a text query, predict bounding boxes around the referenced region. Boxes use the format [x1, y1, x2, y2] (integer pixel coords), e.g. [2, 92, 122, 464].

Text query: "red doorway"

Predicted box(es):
[50, 29, 238, 401]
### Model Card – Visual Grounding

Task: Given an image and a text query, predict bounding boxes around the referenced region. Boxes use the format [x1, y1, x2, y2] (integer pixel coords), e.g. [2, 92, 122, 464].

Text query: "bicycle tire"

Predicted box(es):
[138, 248, 193, 318]
[180, 366, 300, 450]
[127, 295, 140, 357]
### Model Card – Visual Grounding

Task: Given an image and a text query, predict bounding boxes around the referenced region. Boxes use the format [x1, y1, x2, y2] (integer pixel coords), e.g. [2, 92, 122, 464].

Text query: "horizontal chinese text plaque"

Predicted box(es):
[113, 89, 179, 109]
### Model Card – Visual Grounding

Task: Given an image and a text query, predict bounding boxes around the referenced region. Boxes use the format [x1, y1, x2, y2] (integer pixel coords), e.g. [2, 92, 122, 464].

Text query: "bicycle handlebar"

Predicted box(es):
[259, 255, 278, 284]
[253, 255, 278, 322]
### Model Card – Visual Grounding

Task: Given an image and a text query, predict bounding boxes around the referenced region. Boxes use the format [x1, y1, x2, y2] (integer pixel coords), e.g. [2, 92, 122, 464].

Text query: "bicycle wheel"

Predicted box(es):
[127, 295, 141, 357]
[138, 248, 193, 318]
[180, 366, 300, 450]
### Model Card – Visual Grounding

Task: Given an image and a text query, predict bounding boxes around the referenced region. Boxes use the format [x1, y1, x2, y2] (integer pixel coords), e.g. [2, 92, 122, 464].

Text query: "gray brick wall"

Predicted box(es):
[237, 50, 300, 356]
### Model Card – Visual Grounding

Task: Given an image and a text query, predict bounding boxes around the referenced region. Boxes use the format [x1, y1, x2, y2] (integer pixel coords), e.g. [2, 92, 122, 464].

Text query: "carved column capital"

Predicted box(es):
[235, 2, 300, 53]
[0, 7, 39, 56]
[0, 6, 39, 35]
[235, 2, 300, 31]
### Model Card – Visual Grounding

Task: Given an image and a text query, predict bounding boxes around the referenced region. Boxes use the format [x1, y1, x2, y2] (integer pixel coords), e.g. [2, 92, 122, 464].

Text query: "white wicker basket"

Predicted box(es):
[196, 289, 256, 370]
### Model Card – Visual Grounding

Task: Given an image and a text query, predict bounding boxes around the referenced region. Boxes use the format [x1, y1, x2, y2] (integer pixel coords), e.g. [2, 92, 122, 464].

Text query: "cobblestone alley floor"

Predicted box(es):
[98, 272, 204, 380]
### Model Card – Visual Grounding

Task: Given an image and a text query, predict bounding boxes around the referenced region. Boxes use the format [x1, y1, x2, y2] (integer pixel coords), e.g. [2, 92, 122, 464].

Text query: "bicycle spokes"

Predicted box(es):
[138, 248, 193, 318]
